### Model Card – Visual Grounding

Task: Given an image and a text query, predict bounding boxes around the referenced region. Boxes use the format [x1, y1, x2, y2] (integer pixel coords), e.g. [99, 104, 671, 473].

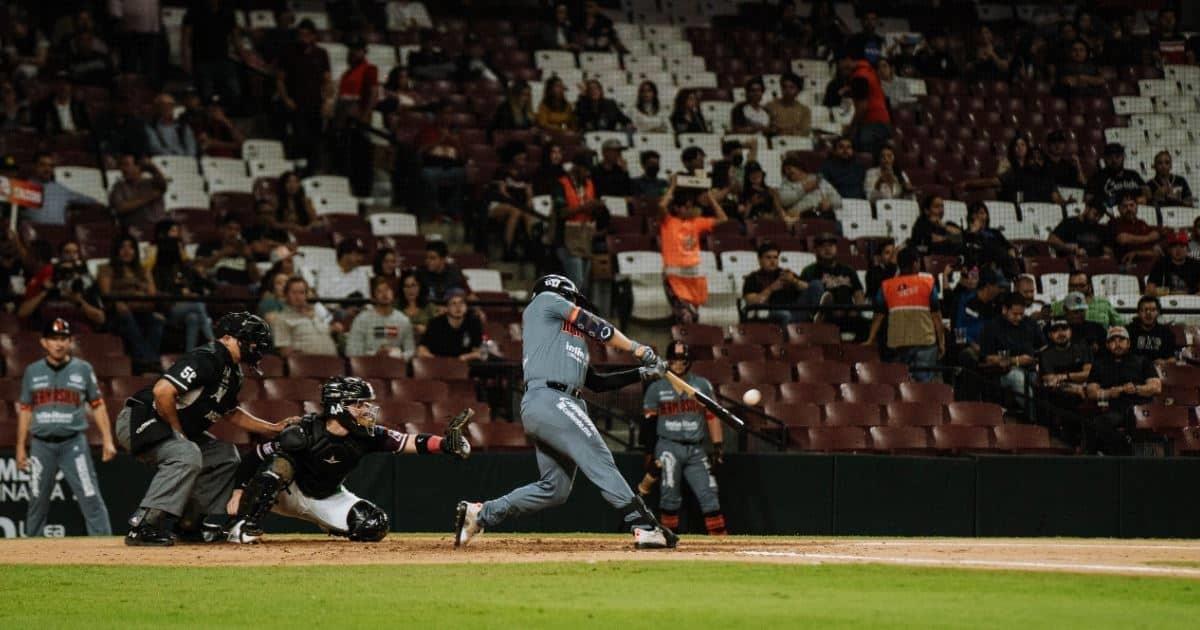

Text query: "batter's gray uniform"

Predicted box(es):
[477, 292, 638, 527]
[18, 357, 112, 536]
[643, 376, 721, 514]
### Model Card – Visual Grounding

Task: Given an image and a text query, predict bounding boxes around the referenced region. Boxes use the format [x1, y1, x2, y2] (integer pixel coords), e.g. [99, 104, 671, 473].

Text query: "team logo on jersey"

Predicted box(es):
[68, 373, 82, 385]
[323, 455, 340, 465]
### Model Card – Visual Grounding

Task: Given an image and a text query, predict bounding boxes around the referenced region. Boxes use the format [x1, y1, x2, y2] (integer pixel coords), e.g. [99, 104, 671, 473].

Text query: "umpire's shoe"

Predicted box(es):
[633, 526, 678, 550]
[454, 501, 484, 547]
[125, 508, 176, 547]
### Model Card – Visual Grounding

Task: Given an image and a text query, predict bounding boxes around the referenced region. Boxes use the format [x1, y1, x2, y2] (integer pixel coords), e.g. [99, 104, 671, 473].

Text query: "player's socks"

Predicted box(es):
[659, 510, 680, 531]
[703, 511, 727, 536]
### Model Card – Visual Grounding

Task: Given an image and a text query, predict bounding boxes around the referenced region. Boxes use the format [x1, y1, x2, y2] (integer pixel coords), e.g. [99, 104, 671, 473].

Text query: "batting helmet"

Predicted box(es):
[214, 312, 273, 369]
[321, 376, 379, 436]
[531, 274, 599, 311]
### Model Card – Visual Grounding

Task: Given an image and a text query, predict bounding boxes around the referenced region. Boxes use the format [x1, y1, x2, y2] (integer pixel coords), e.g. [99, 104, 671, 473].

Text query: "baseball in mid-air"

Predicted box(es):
[742, 388, 762, 406]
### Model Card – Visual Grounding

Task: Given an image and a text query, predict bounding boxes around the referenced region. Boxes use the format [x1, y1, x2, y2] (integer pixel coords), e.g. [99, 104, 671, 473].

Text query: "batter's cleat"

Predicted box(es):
[124, 524, 175, 547]
[633, 526, 678, 549]
[226, 519, 263, 544]
[454, 501, 483, 548]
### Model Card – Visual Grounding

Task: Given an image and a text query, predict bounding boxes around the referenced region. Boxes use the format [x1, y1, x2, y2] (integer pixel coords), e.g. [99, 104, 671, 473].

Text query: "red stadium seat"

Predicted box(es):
[729, 323, 785, 346]
[839, 383, 897, 404]
[1160, 385, 1200, 406]
[404, 421, 448, 435]
[1177, 429, 1200, 455]
[348, 356, 410, 379]
[735, 360, 793, 385]
[806, 427, 869, 452]
[885, 402, 946, 427]
[835, 344, 881, 364]
[779, 382, 837, 405]
[764, 401, 822, 427]
[770, 343, 824, 362]
[257, 355, 286, 378]
[713, 344, 766, 361]
[869, 426, 933, 455]
[286, 354, 346, 379]
[794, 360, 851, 385]
[854, 362, 910, 385]
[90, 356, 132, 378]
[240, 378, 264, 401]
[823, 402, 883, 427]
[431, 400, 492, 423]
[379, 401, 430, 425]
[1161, 365, 1200, 388]
[0, 378, 21, 402]
[468, 422, 531, 451]
[898, 382, 955, 404]
[412, 357, 471, 381]
[1134, 405, 1189, 433]
[240, 399, 304, 422]
[390, 379, 451, 403]
[947, 401, 1005, 426]
[992, 424, 1070, 454]
[718, 383, 777, 408]
[108, 376, 157, 400]
[690, 359, 735, 385]
[932, 425, 993, 453]
[262, 378, 321, 401]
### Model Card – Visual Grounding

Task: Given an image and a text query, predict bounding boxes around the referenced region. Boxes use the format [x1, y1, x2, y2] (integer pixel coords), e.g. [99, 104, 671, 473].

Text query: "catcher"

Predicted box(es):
[224, 376, 472, 543]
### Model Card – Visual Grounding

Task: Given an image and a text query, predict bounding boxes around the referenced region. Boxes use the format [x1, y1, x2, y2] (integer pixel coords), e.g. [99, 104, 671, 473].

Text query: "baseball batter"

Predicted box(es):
[15, 318, 115, 536]
[642, 342, 726, 535]
[116, 312, 288, 546]
[225, 377, 472, 543]
[455, 274, 678, 549]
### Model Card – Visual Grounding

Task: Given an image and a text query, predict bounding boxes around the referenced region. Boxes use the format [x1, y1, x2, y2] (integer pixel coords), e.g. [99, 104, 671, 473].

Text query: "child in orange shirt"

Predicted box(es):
[659, 183, 729, 322]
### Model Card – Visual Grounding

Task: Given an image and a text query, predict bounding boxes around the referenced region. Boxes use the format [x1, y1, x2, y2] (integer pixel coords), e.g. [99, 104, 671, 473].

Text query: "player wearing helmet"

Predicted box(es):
[116, 312, 293, 546]
[225, 376, 473, 543]
[455, 274, 679, 549]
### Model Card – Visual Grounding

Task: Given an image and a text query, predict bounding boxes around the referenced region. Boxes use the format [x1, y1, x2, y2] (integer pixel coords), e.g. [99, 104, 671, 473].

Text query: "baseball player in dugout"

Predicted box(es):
[455, 274, 679, 549]
[225, 376, 473, 543]
[16, 318, 116, 536]
[639, 341, 727, 535]
[116, 312, 290, 546]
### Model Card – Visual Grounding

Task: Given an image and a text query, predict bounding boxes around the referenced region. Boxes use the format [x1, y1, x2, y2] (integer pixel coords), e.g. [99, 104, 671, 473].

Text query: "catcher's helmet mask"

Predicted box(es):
[321, 377, 379, 435]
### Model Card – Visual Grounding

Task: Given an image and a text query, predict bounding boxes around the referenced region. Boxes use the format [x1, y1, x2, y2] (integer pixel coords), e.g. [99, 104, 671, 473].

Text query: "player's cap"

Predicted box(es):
[1048, 319, 1070, 330]
[1064, 291, 1088, 311]
[42, 318, 72, 338]
[1107, 326, 1129, 340]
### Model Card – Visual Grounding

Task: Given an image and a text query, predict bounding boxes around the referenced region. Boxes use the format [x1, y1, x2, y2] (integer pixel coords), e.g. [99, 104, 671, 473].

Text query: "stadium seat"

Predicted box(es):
[348, 356, 409, 379]
[690, 359, 735, 385]
[869, 426, 933, 455]
[735, 360, 792, 385]
[794, 360, 851, 385]
[240, 399, 304, 421]
[992, 424, 1069, 454]
[468, 422, 531, 451]
[898, 382, 955, 404]
[854, 362, 910, 385]
[729, 323, 785, 346]
[806, 426, 869, 452]
[379, 401, 430, 425]
[431, 400, 492, 424]
[240, 378, 263, 401]
[823, 402, 883, 427]
[108, 376, 157, 400]
[286, 354, 346, 379]
[390, 379, 451, 403]
[763, 401, 822, 427]
[839, 383, 897, 404]
[1160, 385, 1200, 406]
[718, 383, 777, 407]
[786, 322, 841, 345]
[932, 425, 993, 452]
[713, 345, 766, 361]
[368, 212, 419, 236]
[947, 401, 1005, 426]
[770, 343, 824, 362]
[778, 382, 837, 405]
[1133, 404, 1190, 433]
[262, 378, 321, 401]
[412, 357, 471, 381]
[885, 401, 946, 427]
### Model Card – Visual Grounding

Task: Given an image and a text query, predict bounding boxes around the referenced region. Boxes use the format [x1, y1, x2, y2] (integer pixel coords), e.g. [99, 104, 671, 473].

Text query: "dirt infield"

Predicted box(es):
[5, 535, 1200, 578]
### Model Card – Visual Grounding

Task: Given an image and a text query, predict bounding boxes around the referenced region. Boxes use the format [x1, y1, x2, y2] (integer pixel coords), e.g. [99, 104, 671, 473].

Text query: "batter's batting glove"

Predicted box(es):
[634, 343, 659, 369]
[442, 408, 474, 459]
[708, 443, 724, 469]
[639, 359, 667, 381]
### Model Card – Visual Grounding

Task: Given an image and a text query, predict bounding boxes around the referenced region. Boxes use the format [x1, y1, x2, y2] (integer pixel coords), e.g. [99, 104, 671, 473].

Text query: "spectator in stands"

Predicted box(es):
[822, 57, 855, 108]
[1012, 33, 1052, 82]
[887, 34, 921, 78]
[1085, 326, 1161, 455]
[144, 92, 197, 156]
[273, 276, 340, 356]
[1048, 200, 1108, 257]
[418, 289, 483, 361]
[1088, 144, 1147, 208]
[801, 233, 866, 333]
[533, 143, 567, 194]
[57, 23, 114, 87]
[184, 94, 244, 156]
[1148, 151, 1194, 207]
[1038, 319, 1092, 433]
[454, 35, 499, 83]
[534, 76, 577, 133]
[632, 151, 669, 199]
[659, 185, 728, 323]
[965, 25, 1011, 81]
[722, 139, 753, 197]
[764, 74, 811, 137]
[1109, 191, 1162, 264]
[808, 0, 848, 57]
[551, 158, 606, 293]
[487, 144, 536, 260]
[742, 241, 812, 324]
[680, 146, 707, 175]
[347, 276, 415, 358]
[109, 154, 168, 231]
[1054, 39, 1106, 99]
[333, 39, 379, 196]
[541, 3, 579, 51]
[579, 0, 621, 52]
[670, 89, 710, 134]
[399, 269, 438, 338]
[575, 79, 631, 132]
[731, 77, 770, 135]
[417, 241, 469, 303]
[259, 171, 320, 237]
[1015, 274, 1046, 319]
[386, 0, 433, 31]
[962, 202, 1018, 278]
[909, 194, 962, 256]
[16, 240, 105, 333]
[1146, 232, 1200, 296]
[5, 12, 50, 77]
[489, 80, 534, 136]
[739, 161, 784, 221]
[417, 102, 469, 220]
[258, 268, 289, 323]
[1128, 295, 1177, 367]
[277, 19, 332, 173]
[408, 30, 456, 81]
[997, 139, 1056, 204]
[19, 152, 100, 226]
[1149, 8, 1186, 65]
[195, 215, 260, 286]
[953, 270, 1003, 362]
[31, 72, 89, 135]
[865, 241, 897, 299]
[864, 146, 912, 201]
[151, 226, 214, 351]
[371, 248, 401, 295]
[109, 0, 164, 87]
[866, 247, 943, 382]
[778, 153, 842, 224]
[315, 238, 372, 302]
[632, 80, 669, 133]
[876, 58, 913, 107]
[846, 58, 892, 155]
[1053, 278, 1124, 329]
[98, 234, 164, 369]
[1044, 130, 1086, 192]
[378, 66, 420, 114]
[182, 0, 240, 109]
[844, 10, 883, 64]
[915, 30, 959, 79]
[593, 139, 632, 198]
[979, 293, 1042, 416]
[820, 137, 866, 200]
[0, 79, 28, 130]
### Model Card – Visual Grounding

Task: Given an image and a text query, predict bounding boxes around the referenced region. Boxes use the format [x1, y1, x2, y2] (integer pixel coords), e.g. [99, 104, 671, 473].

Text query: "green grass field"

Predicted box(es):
[2, 561, 1198, 629]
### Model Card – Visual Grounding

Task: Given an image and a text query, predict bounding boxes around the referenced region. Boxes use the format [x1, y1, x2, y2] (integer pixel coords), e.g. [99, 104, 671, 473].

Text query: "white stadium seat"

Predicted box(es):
[462, 268, 504, 293]
[369, 212, 419, 236]
[616, 250, 670, 320]
[54, 167, 106, 201]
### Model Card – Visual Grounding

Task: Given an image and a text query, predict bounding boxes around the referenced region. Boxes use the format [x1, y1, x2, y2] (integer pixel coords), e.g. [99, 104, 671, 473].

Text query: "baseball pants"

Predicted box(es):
[655, 438, 720, 513]
[26, 433, 112, 536]
[478, 387, 636, 527]
[116, 407, 240, 519]
[271, 484, 366, 534]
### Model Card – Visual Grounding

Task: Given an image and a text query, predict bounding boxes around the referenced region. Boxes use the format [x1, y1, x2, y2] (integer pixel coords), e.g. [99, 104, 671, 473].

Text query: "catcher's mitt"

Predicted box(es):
[442, 408, 474, 459]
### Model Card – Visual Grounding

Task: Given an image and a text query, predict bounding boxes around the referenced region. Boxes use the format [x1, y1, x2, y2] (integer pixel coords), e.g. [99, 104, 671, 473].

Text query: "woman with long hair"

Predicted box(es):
[260, 171, 319, 234]
[490, 79, 534, 133]
[534, 76, 577, 132]
[398, 268, 439, 338]
[631, 80, 668, 133]
[670, 89, 709, 134]
[739, 161, 783, 220]
[864, 145, 912, 201]
[909, 194, 962, 256]
[575, 78, 630, 132]
[372, 246, 402, 295]
[152, 228, 215, 351]
[731, 77, 770, 134]
[533, 142, 566, 194]
[98, 234, 164, 366]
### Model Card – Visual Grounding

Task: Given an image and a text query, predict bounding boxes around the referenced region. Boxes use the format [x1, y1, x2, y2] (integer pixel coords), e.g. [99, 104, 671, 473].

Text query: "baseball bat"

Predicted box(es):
[664, 371, 745, 428]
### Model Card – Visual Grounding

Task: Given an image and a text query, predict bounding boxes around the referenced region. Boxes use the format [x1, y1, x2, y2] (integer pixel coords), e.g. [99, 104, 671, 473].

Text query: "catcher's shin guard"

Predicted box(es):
[236, 457, 293, 530]
[703, 511, 727, 536]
